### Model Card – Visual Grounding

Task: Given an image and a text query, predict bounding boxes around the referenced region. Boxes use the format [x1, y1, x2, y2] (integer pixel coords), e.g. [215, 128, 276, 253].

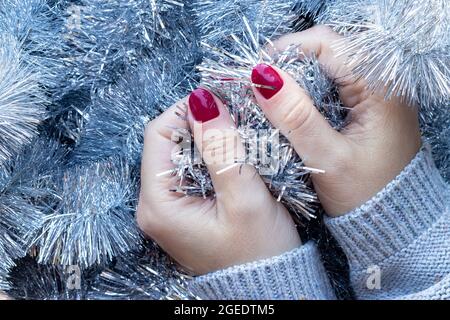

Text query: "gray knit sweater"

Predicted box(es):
[189, 147, 450, 300]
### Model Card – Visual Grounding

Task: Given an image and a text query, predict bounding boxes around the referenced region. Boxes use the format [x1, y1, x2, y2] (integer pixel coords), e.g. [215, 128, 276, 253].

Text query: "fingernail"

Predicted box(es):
[251, 64, 284, 99]
[189, 88, 220, 122]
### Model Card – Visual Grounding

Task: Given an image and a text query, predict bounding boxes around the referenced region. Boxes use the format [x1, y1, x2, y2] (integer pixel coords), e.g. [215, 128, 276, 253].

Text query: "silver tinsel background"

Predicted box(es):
[0, 0, 448, 300]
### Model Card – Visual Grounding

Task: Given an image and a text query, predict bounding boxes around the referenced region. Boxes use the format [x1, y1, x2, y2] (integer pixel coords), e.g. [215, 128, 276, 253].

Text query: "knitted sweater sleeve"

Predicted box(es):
[188, 242, 336, 300]
[189, 147, 450, 300]
[325, 146, 450, 299]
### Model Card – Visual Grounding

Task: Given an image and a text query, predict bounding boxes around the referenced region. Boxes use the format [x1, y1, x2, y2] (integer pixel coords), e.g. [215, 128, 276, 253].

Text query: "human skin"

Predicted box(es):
[137, 26, 421, 275]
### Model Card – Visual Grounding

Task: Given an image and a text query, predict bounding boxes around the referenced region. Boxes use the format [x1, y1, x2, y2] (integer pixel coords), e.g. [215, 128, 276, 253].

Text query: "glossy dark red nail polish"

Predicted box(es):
[251, 64, 284, 99]
[189, 88, 220, 122]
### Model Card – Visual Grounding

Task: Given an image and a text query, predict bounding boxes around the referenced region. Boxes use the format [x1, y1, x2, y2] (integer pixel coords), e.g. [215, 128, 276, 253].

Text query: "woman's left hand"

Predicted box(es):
[137, 91, 301, 275]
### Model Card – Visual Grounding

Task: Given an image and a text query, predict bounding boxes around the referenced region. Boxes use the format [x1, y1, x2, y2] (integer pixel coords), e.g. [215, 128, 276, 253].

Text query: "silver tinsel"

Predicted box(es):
[0, 0, 66, 92]
[16, 0, 199, 298]
[191, 0, 298, 51]
[37, 0, 196, 145]
[55, 0, 191, 93]
[0, 35, 46, 166]
[73, 56, 195, 165]
[421, 100, 450, 181]
[0, 0, 83, 144]
[32, 158, 142, 268]
[295, 0, 329, 21]
[6, 255, 89, 300]
[320, 0, 450, 106]
[0, 138, 62, 290]
[87, 241, 198, 300]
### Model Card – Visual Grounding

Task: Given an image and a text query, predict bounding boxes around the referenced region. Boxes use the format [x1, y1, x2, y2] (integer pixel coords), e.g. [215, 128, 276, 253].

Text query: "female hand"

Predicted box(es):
[251, 25, 421, 216]
[137, 91, 300, 275]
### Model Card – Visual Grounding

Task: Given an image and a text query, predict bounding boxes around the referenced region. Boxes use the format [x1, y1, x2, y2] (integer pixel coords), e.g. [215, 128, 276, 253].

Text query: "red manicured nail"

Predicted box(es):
[189, 88, 220, 122]
[251, 64, 284, 99]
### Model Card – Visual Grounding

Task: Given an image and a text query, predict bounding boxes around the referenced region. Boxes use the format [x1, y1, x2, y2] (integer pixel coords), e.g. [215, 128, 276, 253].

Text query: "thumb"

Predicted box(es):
[251, 63, 346, 167]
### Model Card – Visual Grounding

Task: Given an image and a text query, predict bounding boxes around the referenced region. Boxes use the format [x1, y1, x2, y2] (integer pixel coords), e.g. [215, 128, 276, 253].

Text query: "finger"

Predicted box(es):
[251, 63, 348, 168]
[141, 99, 195, 201]
[187, 88, 269, 201]
[273, 25, 367, 107]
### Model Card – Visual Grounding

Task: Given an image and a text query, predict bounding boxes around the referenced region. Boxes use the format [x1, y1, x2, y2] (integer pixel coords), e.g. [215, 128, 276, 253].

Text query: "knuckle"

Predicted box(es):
[219, 190, 263, 222]
[145, 118, 175, 141]
[279, 93, 314, 134]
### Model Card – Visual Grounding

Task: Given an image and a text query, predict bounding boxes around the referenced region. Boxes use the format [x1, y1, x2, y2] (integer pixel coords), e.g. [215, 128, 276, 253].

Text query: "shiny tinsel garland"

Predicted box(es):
[318, 0, 450, 107]
[0, 35, 46, 166]
[53, 0, 191, 93]
[72, 56, 196, 166]
[31, 158, 141, 269]
[87, 241, 198, 300]
[1, 0, 198, 299]
[0, 138, 63, 290]
[0, 0, 448, 300]
[421, 100, 450, 181]
[192, 0, 298, 50]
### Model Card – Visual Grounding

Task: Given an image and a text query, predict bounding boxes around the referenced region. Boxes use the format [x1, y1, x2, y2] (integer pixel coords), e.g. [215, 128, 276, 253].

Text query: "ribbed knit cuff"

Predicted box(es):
[325, 146, 449, 271]
[401, 274, 450, 300]
[189, 242, 336, 300]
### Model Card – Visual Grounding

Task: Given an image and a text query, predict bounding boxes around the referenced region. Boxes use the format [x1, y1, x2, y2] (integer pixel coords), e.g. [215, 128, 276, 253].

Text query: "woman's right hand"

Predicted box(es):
[251, 25, 422, 216]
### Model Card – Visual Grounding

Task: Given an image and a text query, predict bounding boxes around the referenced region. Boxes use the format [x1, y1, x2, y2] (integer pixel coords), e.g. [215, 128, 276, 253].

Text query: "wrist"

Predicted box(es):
[319, 137, 422, 217]
[207, 222, 301, 276]
[325, 145, 449, 270]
